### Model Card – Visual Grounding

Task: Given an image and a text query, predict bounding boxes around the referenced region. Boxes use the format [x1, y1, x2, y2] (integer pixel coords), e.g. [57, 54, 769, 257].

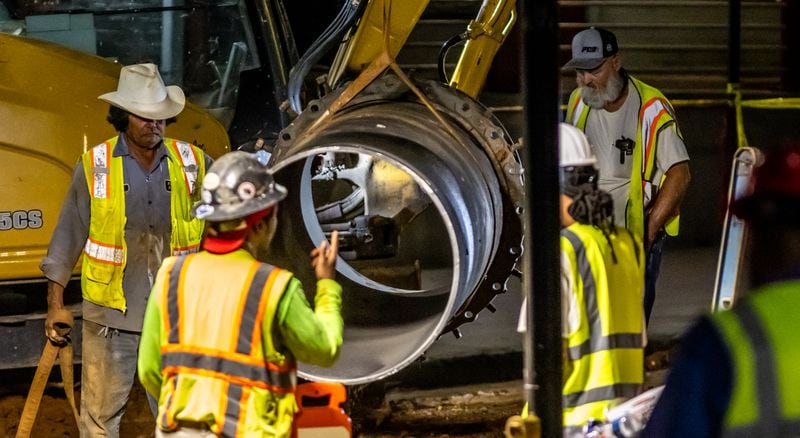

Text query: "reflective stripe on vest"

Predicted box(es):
[84, 238, 124, 265]
[565, 77, 681, 237]
[639, 97, 672, 183]
[165, 140, 200, 196]
[561, 226, 644, 429]
[161, 349, 297, 392]
[566, 90, 588, 129]
[80, 137, 206, 311]
[89, 141, 112, 198]
[713, 281, 800, 437]
[163, 139, 205, 256]
[160, 254, 297, 436]
[81, 139, 127, 311]
[85, 141, 122, 266]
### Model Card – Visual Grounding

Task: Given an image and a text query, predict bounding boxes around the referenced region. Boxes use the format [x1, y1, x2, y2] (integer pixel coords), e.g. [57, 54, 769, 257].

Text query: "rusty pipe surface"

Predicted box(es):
[268, 75, 522, 384]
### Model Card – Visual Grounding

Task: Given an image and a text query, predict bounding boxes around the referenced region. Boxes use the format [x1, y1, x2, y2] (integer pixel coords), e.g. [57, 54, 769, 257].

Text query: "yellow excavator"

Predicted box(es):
[0, 0, 521, 387]
[0, 19, 230, 369]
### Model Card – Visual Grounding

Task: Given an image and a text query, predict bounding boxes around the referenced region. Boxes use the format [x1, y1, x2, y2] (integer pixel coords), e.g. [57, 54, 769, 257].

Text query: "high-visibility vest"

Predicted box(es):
[156, 252, 297, 437]
[561, 224, 645, 435]
[81, 137, 206, 312]
[566, 76, 683, 237]
[712, 281, 800, 437]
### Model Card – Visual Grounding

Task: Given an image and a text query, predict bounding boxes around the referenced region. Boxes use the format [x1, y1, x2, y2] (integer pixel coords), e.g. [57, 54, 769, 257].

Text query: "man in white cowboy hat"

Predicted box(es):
[40, 63, 213, 436]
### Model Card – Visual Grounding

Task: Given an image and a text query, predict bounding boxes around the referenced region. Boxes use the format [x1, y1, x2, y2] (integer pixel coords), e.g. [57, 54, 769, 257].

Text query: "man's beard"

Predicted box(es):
[578, 71, 625, 109]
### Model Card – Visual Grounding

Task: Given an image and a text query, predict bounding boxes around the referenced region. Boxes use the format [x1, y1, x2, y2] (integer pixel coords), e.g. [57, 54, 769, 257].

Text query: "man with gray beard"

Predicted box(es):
[563, 27, 691, 325]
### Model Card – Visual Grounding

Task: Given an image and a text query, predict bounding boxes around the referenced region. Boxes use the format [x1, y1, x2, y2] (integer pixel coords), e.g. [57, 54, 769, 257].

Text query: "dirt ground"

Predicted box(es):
[0, 350, 672, 437]
[0, 369, 154, 438]
[0, 368, 520, 438]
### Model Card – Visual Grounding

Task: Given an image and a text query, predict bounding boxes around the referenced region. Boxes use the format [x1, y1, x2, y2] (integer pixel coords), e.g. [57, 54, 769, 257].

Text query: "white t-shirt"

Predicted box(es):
[584, 81, 690, 228]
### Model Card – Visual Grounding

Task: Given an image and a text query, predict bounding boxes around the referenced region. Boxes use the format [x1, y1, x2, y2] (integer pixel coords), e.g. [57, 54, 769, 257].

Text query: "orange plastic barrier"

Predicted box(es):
[292, 382, 352, 438]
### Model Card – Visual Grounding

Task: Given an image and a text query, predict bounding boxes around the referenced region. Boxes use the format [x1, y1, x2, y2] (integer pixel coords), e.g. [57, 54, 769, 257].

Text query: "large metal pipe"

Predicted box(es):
[267, 75, 523, 384]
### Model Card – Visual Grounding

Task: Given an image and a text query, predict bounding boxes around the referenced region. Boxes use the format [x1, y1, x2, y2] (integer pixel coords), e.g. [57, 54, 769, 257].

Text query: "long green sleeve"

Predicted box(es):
[138, 268, 166, 398]
[274, 277, 343, 367]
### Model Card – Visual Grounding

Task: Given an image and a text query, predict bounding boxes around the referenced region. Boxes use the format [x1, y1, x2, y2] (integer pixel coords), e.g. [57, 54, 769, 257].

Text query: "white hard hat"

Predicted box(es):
[559, 123, 597, 168]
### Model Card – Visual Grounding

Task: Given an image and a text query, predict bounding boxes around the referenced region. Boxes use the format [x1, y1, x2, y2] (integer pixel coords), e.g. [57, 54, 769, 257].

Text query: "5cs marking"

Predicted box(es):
[0, 210, 43, 230]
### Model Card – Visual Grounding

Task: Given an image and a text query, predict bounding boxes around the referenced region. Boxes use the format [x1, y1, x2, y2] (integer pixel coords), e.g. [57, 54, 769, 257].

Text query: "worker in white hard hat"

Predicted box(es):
[518, 123, 645, 437]
[138, 151, 343, 437]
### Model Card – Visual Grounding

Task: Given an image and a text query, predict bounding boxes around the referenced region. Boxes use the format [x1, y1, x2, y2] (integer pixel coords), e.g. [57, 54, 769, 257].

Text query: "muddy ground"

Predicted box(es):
[0, 350, 670, 437]
[0, 367, 522, 437]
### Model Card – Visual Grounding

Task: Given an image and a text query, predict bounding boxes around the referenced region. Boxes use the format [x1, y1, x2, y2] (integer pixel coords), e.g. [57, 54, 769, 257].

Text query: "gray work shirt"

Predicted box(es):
[40, 134, 212, 332]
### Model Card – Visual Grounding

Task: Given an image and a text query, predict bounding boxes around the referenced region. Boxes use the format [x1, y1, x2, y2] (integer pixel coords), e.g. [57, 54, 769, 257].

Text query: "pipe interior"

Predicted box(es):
[269, 150, 460, 383]
[266, 103, 505, 384]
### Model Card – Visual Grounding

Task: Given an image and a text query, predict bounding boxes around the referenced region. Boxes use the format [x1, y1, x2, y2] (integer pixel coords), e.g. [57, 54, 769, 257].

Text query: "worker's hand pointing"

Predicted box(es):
[311, 230, 338, 280]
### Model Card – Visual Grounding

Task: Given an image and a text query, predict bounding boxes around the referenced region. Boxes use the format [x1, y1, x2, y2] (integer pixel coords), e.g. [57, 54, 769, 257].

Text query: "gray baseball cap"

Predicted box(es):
[563, 27, 619, 70]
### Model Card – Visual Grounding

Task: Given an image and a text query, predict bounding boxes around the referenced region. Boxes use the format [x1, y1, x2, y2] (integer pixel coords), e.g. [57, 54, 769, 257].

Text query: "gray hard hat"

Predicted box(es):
[192, 151, 287, 222]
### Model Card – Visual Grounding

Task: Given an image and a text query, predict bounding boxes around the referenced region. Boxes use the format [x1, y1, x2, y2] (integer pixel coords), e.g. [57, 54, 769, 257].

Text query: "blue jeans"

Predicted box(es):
[644, 232, 666, 326]
[80, 320, 157, 437]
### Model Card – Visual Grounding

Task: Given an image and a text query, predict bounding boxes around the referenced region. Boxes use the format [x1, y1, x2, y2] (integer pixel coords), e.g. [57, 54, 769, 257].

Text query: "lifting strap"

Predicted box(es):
[15, 309, 80, 437]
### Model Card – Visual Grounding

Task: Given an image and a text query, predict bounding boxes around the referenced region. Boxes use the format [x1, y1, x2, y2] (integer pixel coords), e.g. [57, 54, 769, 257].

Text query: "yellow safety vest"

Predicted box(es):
[156, 253, 297, 437]
[561, 224, 645, 435]
[712, 281, 800, 437]
[566, 76, 683, 237]
[81, 137, 206, 312]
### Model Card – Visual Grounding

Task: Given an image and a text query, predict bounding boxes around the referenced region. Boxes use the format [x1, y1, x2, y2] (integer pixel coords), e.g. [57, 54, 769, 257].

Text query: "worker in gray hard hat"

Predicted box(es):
[138, 151, 343, 437]
[518, 123, 645, 437]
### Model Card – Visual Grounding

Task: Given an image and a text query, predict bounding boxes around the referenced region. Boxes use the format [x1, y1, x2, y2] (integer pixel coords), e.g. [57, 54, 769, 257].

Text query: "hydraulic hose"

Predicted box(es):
[287, 0, 366, 114]
[438, 32, 468, 83]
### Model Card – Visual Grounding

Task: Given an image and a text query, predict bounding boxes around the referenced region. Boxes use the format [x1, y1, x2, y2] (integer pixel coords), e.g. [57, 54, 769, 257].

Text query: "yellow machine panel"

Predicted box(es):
[0, 33, 230, 282]
[343, 0, 430, 72]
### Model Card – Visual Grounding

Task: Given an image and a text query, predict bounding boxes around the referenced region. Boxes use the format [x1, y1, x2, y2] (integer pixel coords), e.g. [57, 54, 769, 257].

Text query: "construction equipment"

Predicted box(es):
[263, 1, 520, 388]
[711, 146, 764, 312]
[0, 0, 522, 386]
[712, 97, 800, 312]
[0, 30, 230, 370]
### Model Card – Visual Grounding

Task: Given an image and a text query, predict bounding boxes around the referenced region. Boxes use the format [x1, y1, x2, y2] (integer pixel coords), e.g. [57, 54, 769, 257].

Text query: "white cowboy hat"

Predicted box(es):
[98, 63, 185, 120]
